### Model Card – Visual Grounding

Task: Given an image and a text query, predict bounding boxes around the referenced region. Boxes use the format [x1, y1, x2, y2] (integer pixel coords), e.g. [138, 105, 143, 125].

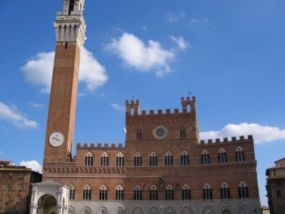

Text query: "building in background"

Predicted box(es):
[266, 158, 285, 214]
[0, 161, 41, 214]
[30, 0, 260, 213]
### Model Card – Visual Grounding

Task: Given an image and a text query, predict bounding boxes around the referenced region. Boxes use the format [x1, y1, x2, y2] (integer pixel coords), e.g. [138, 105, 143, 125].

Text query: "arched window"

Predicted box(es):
[100, 152, 109, 167]
[180, 127, 186, 139]
[165, 184, 174, 200]
[220, 182, 230, 199]
[235, 147, 245, 162]
[180, 151, 190, 166]
[116, 152, 125, 167]
[149, 152, 158, 166]
[238, 182, 249, 198]
[99, 185, 108, 200]
[201, 150, 210, 165]
[115, 185, 124, 200]
[164, 151, 173, 166]
[203, 183, 212, 200]
[136, 129, 142, 140]
[134, 152, 142, 167]
[84, 152, 93, 166]
[69, 185, 75, 200]
[149, 185, 158, 200]
[133, 185, 142, 200]
[83, 185, 92, 200]
[182, 184, 191, 200]
[218, 148, 227, 164]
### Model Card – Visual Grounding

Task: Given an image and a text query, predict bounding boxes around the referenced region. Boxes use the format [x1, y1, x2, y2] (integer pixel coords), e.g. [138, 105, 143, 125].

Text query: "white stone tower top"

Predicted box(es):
[54, 0, 86, 47]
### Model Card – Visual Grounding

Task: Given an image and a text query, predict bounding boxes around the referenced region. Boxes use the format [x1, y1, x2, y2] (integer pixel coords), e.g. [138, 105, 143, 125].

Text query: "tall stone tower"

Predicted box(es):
[43, 0, 86, 172]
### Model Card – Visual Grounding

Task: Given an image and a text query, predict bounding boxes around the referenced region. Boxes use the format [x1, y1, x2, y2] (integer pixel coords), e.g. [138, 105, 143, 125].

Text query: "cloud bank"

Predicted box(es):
[106, 32, 175, 76]
[200, 123, 285, 144]
[22, 47, 108, 93]
[0, 102, 38, 128]
[19, 160, 42, 173]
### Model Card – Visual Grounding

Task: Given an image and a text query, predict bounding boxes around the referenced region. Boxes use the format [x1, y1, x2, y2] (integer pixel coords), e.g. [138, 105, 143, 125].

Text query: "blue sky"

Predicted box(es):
[0, 0, 285, 206]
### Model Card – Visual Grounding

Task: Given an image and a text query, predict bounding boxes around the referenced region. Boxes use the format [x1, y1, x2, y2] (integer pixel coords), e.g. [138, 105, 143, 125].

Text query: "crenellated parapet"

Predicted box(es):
[77, 143, 125, 150]
[200, 135, 253, 145]
[126, 96, 196, 117]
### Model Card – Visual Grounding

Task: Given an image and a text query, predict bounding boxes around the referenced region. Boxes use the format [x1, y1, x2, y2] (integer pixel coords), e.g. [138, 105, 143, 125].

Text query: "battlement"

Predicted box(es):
[77, 143, 125, 150]
[126, 96, 196, 116]
[199, 135, 253, 145]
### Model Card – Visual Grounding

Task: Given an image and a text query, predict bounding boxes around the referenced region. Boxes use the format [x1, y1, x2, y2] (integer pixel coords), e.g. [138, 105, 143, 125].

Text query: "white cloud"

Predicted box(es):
[0, 102, 39, 129]
[107, 32, 175, 76]
[22, 47, 108, 93]
[19, 160, 42, 173]
[110, 103, 125, 112]
[200, 123, 285, 144]
[30, 103, 44, 108]
[191, 17, 209, 24]
[166, 11, 186, 23]
[170, 36, 189, 50]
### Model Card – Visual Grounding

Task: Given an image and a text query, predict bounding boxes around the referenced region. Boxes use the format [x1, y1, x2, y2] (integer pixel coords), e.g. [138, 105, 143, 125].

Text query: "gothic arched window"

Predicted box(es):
[149, 152, 158, 166]
[165, 151, 173, 166]
[83, 185, 91, 200]
[238, 181, 249, 198]
[84, 152, 93, 167]
[134, 152, 142, 167]
[180, 151, 190, 166]
[149, 185, 158, 200]
[235, 147, 245, 162]
[201, 150, 210, 165]
[203, 183, 212, 200]
[100, 152, 109, 167]
[116, 152, 125, 167]
[182, 184, 191, 200]
[133, 185, 142, 200]
[99, 185, 108, 200]
[115, 185, 124, 200]
[218, 148, 227, 164]
[165, 184, 174, 200]
[220, 182, 230, 199]
[69, 185, 75, 200]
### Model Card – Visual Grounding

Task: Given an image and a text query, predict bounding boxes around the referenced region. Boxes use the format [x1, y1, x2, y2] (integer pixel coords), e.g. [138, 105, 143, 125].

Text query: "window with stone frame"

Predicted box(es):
[99, 185, 108, 200]
[83, 185, 92, 200]
[149, 152, 158, 166]
[238, 181, 249, 198]
[115, 185, 124, 200]
[220, 182, 230, 199]
[133, 185, 142, 200]
[116, 152, 125, 167]
[149, 185, 158, 200]
[69, 185, 75, 200]
[180, 127, 186, 139]
[84, 152, 93, 166]
[182, 184, 191, 200]
[180, 151, 190, 166]
[201, 150, 210, 165]
[218, 148, 228, 164]
[136, 129, 142, 140]
[164, 151, 173, 166]
[235, 147, 245, 162]
[100, 152, 109, 167]
[203, 183, 213, 200]
[165, 184, 174, 200]
[134, 152, 142, 167]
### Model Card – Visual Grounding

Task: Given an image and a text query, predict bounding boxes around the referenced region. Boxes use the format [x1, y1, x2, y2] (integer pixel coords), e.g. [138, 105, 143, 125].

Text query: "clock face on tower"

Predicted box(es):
[153, 125, 168, 140]
[49, 132, 64, 147]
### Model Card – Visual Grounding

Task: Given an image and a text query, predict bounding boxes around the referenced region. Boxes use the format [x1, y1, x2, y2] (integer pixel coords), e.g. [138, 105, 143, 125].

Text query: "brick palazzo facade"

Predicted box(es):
[30, 0, 260, 213]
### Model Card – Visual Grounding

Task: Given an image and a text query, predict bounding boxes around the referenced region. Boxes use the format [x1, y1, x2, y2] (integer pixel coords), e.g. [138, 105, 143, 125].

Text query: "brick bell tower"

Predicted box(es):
[43, 0, 86, 170]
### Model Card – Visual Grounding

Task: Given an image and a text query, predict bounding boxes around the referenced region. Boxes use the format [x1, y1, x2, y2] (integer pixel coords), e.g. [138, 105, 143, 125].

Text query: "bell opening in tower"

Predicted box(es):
[68, 0, 75, 15]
